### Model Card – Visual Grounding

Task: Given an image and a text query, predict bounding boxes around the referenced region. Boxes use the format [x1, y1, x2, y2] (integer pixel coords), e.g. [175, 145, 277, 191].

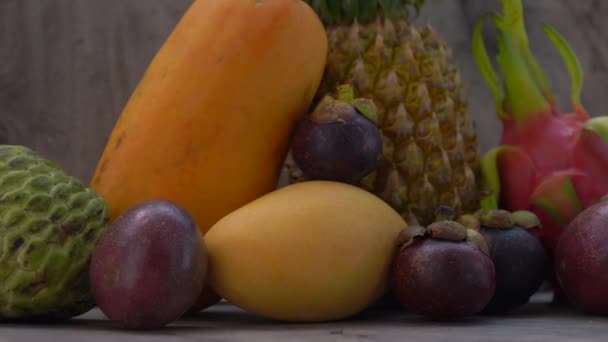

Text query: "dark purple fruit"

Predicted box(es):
[391, 218, 496, 319]
[555, 201, 608, 315]
[90, 200, 207, 329]
[467, 210, 547, 314]
[187, 284, 221, 315]
[291, 86, 382, 184]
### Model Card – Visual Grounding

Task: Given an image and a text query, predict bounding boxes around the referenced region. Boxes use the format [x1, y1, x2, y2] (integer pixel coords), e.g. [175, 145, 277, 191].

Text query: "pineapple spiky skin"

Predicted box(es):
[287, 4, 482, 225]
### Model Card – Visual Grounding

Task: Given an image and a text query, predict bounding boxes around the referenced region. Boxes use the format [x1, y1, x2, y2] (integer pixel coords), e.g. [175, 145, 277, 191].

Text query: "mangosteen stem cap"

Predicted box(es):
[479, 209, 514, 229]
[457, 214, 481, 231]
[427, 221, 468, 241]
[466, 229, 491, 255]
[312, 84, 380, 125]
[511, 210, 542, 229]
[425, 221, 491, 255]
[350, 98, 379, 125]
[337, 84, 379, 125]
[397, 226, 427, 250]
[398, 220, 491, 255]
[310, 98, 357, 123]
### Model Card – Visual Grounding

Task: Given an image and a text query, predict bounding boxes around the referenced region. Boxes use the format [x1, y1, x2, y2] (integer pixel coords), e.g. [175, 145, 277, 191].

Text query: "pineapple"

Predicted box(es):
[286, 0, 482, 225]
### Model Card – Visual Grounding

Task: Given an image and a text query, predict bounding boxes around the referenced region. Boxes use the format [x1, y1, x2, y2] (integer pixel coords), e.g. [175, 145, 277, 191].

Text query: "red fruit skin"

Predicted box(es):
[500, 111, 585, 178]
[498, 110, 608, 259]
[476, 0, 608, 269]
[573, 129, 608, 208]
[530, 209, 562, 259]
[392, 239, 496, 319]
[496, 146, 537, 213]
[90, 200, 207, 329]
[556, 201, 608, 314]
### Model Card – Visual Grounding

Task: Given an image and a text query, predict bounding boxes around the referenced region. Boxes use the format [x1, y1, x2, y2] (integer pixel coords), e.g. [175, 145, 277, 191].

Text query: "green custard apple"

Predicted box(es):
[0, 145, 109, 320]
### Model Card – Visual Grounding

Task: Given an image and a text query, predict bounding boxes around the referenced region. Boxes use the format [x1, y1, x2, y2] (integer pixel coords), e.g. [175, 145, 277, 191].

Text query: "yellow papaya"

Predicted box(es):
[91, 0, 328, 233]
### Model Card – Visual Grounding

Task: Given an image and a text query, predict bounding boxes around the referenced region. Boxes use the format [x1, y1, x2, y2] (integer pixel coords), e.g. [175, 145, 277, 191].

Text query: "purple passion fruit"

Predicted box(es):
[556, 201, 608, 315]
[90, 200, 207, 329]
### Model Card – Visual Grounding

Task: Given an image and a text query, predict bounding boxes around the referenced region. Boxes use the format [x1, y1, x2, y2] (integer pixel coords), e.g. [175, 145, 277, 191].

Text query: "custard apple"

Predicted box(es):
[0, 145, 108, 320]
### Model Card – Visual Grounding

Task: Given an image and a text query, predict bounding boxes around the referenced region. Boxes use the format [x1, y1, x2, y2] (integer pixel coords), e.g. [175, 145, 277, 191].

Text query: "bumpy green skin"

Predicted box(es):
[0, 145, 108, 320]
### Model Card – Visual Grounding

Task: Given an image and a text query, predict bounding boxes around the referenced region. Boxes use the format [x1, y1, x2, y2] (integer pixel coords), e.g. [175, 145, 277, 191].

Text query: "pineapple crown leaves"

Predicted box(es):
[303, 0, 424, 26]
[472, 0, 588, 123]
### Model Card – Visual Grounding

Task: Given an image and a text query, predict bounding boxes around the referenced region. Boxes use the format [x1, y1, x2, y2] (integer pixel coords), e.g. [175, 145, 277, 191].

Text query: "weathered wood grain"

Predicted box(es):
[1, 0, 607, 182]
[0, 0, 192, 181]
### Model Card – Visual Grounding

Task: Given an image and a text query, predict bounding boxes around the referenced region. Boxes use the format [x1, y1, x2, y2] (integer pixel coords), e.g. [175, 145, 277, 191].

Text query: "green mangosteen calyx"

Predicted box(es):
[427, 221, 468, 242]
[457, 214, 481, 231]
[309, 96, 358, 124]
[311, 85, 379, 125]
[478, 209, 514, 229]
[466, 229, 490, 256]
[396, 226, 427, 250]
[511, 210, 541, 230]
[396, 205, 491, 256]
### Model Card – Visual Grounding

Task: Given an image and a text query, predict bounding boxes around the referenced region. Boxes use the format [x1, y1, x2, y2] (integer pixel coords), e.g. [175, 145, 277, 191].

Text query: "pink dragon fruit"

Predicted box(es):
[473, 0, 608, 259]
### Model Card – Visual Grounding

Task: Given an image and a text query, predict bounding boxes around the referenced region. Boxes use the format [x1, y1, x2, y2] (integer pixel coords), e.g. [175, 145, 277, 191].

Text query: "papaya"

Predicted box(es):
[91, 0, 328, 233]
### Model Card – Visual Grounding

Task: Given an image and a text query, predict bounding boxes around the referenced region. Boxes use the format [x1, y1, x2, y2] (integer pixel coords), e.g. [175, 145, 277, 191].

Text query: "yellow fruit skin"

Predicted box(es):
[205, 181, 406, 322]
[90, 0, 328, 233]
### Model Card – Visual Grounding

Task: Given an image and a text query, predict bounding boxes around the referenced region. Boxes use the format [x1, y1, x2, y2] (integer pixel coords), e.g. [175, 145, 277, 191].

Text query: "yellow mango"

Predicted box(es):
[205, 181, 406, 322]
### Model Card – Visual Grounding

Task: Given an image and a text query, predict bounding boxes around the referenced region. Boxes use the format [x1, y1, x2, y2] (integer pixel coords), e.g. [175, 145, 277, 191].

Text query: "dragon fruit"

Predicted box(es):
[473, 0, 608, 259]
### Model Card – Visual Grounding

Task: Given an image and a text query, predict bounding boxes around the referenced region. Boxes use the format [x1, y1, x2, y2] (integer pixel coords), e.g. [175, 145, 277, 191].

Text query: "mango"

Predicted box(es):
[205, 181, 406, 322]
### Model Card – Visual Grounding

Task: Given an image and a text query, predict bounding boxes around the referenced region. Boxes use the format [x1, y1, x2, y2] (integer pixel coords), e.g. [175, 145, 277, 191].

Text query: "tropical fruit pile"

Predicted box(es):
[3, 0, 608, 331]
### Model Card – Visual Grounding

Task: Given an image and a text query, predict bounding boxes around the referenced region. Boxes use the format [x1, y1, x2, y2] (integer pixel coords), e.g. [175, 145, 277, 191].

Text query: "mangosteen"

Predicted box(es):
[555, 200, 608, 315]
[391, 207, 496, 319]
[290, 85, 382, 184]
[461, 209, 547, 314]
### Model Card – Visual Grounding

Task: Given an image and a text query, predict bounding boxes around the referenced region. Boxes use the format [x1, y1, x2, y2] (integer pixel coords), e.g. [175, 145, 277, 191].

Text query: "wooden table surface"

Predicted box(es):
[2, 293, 607, 342]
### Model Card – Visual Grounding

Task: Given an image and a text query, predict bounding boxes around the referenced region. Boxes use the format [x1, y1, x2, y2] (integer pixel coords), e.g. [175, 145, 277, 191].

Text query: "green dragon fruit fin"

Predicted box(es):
[497, 0, 554, 105]
[542, 24, 587, 116]
[474, 0, 556, 122]
[582, 117, 608, 145]
[494, 16, 549, 123]
[472, 15, 506, 118]
[499, 0, 527, 46]
[480, 146, 515, 211]
[530, 174, 583, 228]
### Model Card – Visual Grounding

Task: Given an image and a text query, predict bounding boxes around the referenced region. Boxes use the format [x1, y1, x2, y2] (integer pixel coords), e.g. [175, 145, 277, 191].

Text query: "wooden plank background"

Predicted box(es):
[1, 0, 607, 182]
